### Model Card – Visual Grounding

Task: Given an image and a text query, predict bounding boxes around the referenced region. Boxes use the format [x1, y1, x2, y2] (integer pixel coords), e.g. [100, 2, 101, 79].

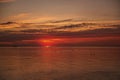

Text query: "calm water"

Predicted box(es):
[0, 47, 120, 80]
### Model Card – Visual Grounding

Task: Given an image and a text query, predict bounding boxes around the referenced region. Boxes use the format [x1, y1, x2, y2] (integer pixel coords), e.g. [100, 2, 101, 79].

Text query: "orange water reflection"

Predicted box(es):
[0, 47, 120, 80]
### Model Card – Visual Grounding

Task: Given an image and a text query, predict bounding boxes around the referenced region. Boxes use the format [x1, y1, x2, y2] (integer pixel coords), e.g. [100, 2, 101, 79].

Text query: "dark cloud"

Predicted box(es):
[53, 23, 96, 30]
[49, 19, 74, 23]
[50, 28, 120, 38]
[0, 22, 17, 25]
[54, 24, 82, 30]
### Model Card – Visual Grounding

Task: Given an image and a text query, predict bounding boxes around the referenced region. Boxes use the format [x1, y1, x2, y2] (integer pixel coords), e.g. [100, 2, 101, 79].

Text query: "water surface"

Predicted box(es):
[0, 47, 120, 80]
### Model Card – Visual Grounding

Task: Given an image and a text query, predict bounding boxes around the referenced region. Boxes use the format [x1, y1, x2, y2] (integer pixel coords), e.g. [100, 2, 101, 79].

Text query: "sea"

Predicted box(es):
[0, 47, 120, 80]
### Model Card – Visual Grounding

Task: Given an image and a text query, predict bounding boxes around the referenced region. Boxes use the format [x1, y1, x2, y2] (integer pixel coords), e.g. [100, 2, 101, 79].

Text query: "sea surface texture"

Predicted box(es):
[0, 47, 120, 80]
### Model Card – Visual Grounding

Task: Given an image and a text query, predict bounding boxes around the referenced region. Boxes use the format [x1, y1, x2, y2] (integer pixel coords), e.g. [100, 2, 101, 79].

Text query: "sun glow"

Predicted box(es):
[40, 38, 62, 47]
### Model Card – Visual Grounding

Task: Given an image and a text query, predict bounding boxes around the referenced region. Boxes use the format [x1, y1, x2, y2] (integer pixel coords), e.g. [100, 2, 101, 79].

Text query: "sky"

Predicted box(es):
[0, 0, 120, 47]
[0, 0, 120, 23]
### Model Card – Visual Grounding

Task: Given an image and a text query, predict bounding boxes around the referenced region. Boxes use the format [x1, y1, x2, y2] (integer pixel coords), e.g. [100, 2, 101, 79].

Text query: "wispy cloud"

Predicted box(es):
[49, 19, 74, 23]
[0, 13, 31, 23]
[53, 23, 119, 32]
[0, 0, 15, 3]
[20, 16, 56, 23]
[0, 21, 120, 32]
[12, 13, 30, 19]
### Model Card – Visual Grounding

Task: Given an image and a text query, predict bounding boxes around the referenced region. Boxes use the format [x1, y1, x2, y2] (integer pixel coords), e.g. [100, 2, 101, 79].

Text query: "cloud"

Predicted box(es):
[0, 0, 15, 3]
[21, 16, 56, 23]
[8, 13, 30, 22]
[0, 13, 31, 23]
[0, 22, 120, 47]
[0, 21, 120, 34]
[12, 13, 30, 19]
[54, 24, 84, 30]
[49, 19, 74, 23]
[53, 23, 119, 32]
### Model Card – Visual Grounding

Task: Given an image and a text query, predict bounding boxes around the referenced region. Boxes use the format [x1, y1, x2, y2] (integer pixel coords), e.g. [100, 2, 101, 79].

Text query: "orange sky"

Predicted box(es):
[0, 0, 120, 23]
[0, 0, 120, 47]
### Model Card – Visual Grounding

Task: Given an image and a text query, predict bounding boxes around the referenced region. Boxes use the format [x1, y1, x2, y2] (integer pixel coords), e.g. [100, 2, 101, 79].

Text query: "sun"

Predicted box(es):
[40, 39, 53, 47]
[39, 38, 62, 47]
[45, 46, 51, 48]
[41, 40, 53, 43]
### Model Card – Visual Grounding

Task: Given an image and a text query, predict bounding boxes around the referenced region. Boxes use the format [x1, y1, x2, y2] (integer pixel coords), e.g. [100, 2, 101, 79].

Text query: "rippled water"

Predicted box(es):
[0, 47, 120, 80]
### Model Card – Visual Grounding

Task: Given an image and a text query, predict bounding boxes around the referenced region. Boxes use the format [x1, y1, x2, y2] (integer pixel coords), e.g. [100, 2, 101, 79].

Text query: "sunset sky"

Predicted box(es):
[0, 0, 120, 47]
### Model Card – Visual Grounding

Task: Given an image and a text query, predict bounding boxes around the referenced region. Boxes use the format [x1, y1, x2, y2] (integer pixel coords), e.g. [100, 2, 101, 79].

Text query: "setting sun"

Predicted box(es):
[39, 38, 62, 47]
